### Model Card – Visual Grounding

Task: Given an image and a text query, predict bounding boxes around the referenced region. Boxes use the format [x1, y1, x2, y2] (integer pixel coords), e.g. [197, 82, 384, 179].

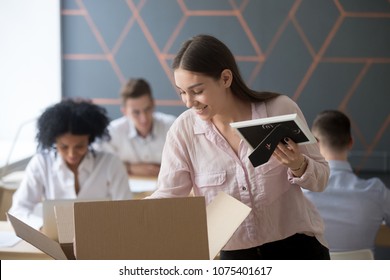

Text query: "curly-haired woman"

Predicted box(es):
[9, 99, 132, 228]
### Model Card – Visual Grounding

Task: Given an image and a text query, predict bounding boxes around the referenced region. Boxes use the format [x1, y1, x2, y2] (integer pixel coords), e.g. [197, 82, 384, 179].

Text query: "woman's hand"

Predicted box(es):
[272, 137, 307, 177]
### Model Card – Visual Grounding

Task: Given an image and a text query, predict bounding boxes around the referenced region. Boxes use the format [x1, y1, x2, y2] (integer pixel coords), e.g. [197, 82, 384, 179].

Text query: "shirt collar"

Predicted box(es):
[127, 120, 138, 139]
[127, 118, 155, 140]
[52, 150, 63, 171]
[328, 160, 353, 172]
[252, 102, 267, 119]
[53, 150, 94, 173]
[194, 113, 211, 135]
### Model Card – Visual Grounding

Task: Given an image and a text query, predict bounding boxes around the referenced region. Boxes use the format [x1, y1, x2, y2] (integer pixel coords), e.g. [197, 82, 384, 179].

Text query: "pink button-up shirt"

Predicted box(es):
[149, 95, 329, 250]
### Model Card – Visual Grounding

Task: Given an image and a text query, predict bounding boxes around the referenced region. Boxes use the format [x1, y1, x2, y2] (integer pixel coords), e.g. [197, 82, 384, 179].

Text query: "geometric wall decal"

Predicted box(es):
[62, 0, 390, 171]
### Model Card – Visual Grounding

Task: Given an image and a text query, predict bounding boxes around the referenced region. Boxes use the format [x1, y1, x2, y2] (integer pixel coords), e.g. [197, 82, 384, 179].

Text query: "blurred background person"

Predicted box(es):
[9, 99, 133, 228]
[304, 109, 390, 253]
[97, 78, 176, 177]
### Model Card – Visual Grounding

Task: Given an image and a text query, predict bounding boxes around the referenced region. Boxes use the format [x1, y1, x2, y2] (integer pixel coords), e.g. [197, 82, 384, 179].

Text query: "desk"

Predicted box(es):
[129, 175, 157, 199]
[0, 221, 52, 260]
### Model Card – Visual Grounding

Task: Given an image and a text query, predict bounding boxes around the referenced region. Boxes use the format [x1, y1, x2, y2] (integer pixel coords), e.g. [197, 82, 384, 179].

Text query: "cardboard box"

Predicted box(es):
[7, 192, 251, 260]
[42, 198, 108, 241]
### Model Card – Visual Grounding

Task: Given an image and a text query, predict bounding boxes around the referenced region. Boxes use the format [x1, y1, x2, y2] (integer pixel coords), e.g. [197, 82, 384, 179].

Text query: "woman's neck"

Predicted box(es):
[212, 98, 252, 127]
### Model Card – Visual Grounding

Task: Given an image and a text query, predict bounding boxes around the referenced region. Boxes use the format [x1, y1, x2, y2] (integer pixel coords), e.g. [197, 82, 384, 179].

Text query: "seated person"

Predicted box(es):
[8, 99, 133, 228]
[97, 78, 176, 177]
[304, 110, 390, 252]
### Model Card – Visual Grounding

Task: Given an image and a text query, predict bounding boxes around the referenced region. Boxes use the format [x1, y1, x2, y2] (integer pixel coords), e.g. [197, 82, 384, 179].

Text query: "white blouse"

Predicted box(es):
[9, 150, 132, 228]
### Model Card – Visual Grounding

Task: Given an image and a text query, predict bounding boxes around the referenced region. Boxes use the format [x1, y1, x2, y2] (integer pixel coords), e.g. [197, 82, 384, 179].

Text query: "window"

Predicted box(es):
[0, 0, 61, 172]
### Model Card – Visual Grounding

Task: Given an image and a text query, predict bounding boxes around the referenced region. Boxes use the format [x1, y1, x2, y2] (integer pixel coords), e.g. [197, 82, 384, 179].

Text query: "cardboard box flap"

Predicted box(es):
[60, 243, 76, 260]
[42, 198, 107, 241]
[74, 197, 210, 260]
[6, 213, 68, 260]
[54, 204, 75, 244]
[207, 192, 251, 258]
[54, 204, 76, 260]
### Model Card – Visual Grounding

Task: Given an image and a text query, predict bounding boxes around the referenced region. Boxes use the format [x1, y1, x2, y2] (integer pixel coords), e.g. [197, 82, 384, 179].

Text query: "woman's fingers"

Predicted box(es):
[273, 138, 303, 168]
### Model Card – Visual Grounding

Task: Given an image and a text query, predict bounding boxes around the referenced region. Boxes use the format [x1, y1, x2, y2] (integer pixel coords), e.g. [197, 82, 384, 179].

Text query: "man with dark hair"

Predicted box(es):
[100, 78, 176, 177]
[304, 109, 390, 253]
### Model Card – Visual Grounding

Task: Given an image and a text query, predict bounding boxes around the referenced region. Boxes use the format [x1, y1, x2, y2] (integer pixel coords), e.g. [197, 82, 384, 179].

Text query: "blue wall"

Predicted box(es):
[61, 0, 390, 172]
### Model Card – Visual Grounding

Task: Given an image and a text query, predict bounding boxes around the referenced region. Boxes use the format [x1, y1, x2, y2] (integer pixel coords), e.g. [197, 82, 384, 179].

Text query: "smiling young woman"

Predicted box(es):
[147, 34, 330, 260]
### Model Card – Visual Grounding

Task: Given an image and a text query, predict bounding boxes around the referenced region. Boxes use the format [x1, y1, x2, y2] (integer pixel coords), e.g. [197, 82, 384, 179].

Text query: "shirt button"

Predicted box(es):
[242, 186, 247, 191]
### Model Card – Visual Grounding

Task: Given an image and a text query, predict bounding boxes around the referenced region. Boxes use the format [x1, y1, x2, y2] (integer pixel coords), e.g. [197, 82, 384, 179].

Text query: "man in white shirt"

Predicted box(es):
[304, 110, 390, 252]
[100, 78, 176, 177]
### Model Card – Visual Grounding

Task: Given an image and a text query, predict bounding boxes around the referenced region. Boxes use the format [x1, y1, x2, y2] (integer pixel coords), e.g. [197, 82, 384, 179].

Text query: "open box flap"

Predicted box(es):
[54, 204, 75, 244]
[206, 191, 252, 258]
[7, 213, 68, 260]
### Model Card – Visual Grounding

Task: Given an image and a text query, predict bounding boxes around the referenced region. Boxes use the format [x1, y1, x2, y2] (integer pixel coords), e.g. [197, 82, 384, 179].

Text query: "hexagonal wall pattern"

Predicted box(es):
[62, 0, 390, 171]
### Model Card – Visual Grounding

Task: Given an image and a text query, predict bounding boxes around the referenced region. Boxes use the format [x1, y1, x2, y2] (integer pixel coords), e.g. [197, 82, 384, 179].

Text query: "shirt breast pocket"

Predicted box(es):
[256, 157, 281, 175]
[253, 157, 289, 204]
[194, 171, 226, 188]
